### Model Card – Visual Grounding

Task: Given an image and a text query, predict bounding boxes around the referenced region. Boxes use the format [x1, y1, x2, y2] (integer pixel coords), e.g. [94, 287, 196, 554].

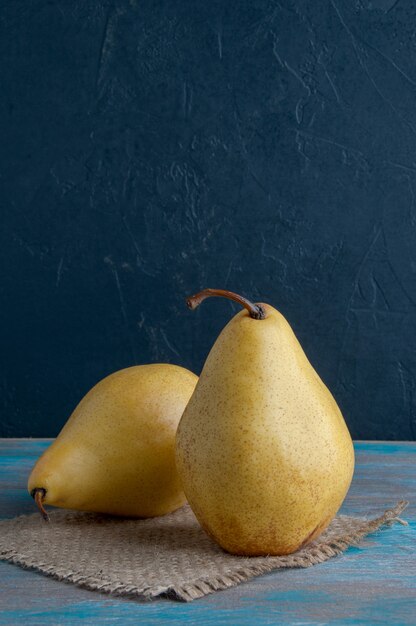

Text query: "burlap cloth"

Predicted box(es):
[0, 501, 408, 602]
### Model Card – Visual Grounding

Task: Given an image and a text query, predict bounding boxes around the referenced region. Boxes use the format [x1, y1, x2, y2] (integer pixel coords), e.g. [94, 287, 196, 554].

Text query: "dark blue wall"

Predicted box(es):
[1, 0, 416, 439]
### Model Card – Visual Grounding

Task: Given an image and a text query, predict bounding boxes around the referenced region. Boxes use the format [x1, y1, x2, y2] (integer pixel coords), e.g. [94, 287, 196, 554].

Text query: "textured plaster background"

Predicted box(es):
[1, 0, 416, 439]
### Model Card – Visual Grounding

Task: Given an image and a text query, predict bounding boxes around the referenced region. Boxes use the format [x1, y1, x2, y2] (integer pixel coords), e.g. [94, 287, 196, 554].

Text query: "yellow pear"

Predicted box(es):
[29, 364, 197, 519]
[176, 289, 354, 556]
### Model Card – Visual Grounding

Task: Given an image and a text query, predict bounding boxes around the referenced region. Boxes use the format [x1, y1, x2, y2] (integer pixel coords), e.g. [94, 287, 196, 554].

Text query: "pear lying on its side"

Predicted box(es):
[29, 364, 197, 519]
[176, 289, 355, 556]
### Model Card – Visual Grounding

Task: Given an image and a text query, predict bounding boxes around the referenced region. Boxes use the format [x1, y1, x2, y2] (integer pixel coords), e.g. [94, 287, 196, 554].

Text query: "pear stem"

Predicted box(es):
[186, 289, 266, 320]
[32, 488, 50, 522]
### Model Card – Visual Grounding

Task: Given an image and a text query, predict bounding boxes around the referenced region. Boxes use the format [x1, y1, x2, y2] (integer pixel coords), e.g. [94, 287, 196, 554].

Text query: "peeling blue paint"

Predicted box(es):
[0, 439, 415, 624]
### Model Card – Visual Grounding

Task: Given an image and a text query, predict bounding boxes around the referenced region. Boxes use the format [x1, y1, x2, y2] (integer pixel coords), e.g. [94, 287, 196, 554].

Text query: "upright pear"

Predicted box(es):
[176, 289, 354, 556]
[29, 364, 197, 519]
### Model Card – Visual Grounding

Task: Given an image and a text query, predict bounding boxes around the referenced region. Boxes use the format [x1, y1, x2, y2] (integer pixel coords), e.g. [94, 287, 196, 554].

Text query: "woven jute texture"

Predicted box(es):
[0, 501, 408, 602]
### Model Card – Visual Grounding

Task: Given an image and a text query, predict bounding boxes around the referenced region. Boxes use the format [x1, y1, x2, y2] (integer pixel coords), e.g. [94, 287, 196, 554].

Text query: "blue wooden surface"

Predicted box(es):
[0, 440, 415, 625]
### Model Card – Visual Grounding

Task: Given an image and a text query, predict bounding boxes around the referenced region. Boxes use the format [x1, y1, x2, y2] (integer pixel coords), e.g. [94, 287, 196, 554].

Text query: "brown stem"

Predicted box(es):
[32, 488, 50, 522]
[186, 288, 266, 320]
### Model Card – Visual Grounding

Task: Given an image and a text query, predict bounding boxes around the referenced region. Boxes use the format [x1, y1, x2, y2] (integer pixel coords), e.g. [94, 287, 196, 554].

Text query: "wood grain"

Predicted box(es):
[0, 440, 414, 625]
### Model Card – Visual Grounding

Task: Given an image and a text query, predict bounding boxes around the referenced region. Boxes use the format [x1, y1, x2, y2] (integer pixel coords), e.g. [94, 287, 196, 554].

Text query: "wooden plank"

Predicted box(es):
[0, 440, 414, 625]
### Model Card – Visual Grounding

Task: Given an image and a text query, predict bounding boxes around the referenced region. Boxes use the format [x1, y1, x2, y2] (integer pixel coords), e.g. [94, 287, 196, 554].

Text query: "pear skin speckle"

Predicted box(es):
[176, 303, 355, 556]
[28, 364, 198, 517]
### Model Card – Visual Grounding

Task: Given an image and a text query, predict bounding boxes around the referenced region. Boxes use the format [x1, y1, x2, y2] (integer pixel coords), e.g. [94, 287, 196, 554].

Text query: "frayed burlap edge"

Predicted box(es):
[172, 501, 409, 602]
[0, 501, 409, 602]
